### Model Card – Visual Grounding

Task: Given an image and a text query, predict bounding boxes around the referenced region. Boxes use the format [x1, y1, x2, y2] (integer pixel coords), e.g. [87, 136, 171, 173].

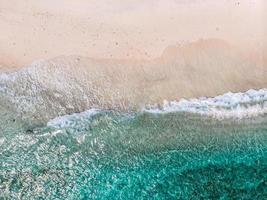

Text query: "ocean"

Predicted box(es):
[0, 59, 267, 199]
[1, 105, 267, 199]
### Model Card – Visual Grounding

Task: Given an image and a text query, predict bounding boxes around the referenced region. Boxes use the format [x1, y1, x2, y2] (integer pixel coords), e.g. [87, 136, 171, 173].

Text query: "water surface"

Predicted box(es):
[1, 111, 266, 199]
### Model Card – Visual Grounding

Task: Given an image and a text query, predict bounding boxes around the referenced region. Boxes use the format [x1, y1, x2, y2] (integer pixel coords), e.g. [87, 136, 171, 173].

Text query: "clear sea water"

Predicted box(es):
[1, 111, 267, 199]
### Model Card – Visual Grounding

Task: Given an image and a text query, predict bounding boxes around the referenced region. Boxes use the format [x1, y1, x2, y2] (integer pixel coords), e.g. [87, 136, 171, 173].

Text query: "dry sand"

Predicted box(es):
[0, 0, 266, 68]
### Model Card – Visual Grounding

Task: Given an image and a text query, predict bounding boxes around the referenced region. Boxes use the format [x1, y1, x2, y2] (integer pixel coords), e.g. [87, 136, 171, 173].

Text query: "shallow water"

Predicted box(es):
[1, 111, 267, 199]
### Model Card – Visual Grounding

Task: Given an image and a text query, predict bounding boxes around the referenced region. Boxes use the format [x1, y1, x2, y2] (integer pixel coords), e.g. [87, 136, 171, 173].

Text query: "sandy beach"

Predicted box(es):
[0, 0, 266, 67]
[0, 0, 267, 110]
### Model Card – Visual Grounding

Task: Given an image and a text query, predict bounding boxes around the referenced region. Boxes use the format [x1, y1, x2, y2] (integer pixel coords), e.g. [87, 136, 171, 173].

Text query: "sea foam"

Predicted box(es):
[47, 109, 100, 129]
[144, 89, 267, 119]
[46, 89, 267, 130]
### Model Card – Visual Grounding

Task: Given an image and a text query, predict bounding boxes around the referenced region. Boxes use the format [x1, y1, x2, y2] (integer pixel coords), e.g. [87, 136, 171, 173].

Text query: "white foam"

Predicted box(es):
[0, 138, 5, 145]
[47, 108, 100, 128]
[144, 89, 267, 119]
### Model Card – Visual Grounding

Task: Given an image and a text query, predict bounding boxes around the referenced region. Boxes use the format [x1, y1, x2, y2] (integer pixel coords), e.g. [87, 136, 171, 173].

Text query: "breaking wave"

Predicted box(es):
[43, 88, 267, 132]
[145, 89, 267, 119]
[47, 108, 100, 129]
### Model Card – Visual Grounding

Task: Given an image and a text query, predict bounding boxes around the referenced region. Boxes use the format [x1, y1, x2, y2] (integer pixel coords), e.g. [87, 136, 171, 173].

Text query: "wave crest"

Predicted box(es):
[144, 89, 267, 119]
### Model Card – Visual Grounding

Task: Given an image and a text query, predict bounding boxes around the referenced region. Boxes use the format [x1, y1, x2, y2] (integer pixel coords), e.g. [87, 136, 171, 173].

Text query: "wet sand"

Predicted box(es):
[1, 39, 267, 109]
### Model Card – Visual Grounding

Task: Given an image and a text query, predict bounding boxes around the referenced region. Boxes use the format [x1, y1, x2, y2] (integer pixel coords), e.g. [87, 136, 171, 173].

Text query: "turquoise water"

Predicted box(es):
[1, 111, 267, 199]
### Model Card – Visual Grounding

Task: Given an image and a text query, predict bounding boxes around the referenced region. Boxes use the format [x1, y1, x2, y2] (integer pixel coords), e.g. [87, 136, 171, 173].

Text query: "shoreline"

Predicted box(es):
[0, 39, 267, 127]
